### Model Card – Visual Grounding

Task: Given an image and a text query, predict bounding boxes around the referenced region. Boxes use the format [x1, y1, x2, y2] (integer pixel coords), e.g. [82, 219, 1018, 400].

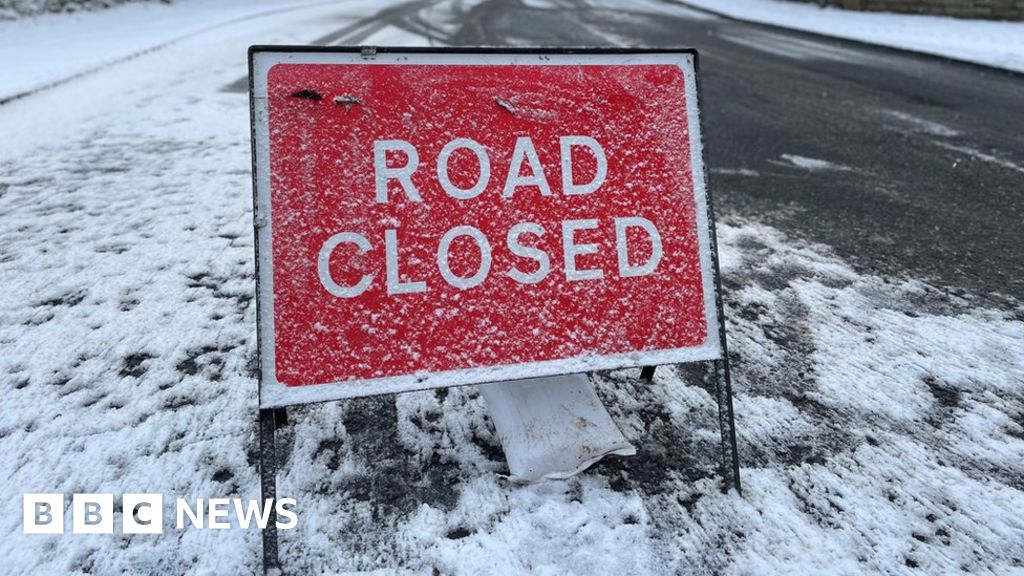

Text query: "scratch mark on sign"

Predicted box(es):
[494, 97, 517, 115]
[290, 89, 323, 101]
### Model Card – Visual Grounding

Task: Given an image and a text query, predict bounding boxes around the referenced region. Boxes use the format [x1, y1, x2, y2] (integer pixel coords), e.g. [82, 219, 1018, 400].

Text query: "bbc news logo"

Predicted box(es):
[23, 494, 297, 534]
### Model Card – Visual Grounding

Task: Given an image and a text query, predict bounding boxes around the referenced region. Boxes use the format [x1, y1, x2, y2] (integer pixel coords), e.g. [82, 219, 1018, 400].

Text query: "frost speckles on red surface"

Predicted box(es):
[266, 63, 707, 386]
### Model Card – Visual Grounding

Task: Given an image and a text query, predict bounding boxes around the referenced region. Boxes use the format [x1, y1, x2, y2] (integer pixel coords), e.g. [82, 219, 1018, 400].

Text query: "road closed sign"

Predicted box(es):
[250, 48, 723, 407]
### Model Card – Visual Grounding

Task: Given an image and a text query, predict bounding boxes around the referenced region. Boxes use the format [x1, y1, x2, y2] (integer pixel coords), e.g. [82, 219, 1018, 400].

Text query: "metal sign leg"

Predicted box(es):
[639, 366, 656, 382]
[711, 358, 741, 494]
[259, 408, 286, 574]
[641, 361, 741, 493]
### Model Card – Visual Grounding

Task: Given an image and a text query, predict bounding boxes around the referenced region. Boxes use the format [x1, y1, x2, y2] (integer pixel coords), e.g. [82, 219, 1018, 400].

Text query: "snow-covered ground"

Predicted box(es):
[676, 0, 1024, 73]
[1, 0, 155, 20]
[1, 1, 1023, 574]
[0, 0, 404, 103]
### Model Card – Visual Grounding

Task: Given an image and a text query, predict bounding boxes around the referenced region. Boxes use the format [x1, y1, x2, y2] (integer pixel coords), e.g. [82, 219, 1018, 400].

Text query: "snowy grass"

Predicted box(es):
[1, 1, 1023, 574]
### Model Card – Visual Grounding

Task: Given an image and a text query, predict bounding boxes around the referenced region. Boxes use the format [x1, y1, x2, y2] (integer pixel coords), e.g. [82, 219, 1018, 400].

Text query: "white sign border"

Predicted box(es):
[251, 48, 722, 408]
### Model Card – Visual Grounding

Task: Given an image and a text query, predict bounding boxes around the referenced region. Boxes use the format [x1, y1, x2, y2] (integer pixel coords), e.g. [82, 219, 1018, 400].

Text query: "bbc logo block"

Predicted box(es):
[123, 493, 164, 534]
[72, 493, 113, 534]
[23, 494, 64, 534]
[24, 493, 162, 534]
[23, 493, 296, 533]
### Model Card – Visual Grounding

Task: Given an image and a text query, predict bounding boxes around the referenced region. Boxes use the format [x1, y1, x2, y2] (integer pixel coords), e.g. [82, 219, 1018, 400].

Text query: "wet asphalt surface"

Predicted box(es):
[283, 0, 1024, 304]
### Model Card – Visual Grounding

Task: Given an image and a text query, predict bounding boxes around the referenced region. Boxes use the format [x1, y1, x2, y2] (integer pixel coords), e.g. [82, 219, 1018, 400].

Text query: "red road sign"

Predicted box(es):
[251, 48, 722, 407]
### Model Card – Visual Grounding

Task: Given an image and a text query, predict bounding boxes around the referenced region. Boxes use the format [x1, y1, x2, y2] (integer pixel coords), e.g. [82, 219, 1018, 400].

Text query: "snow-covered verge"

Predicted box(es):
[271, 221, 1024, 574]
[673, 0, 1024, 73]
[1, 1, 1023, 574]
[0, 0, 347, 102]
[1, 0, 159, 21]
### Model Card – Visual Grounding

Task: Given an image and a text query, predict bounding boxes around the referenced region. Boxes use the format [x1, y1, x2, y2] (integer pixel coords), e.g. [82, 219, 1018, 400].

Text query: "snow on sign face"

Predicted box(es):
[250, 49, 722, 407]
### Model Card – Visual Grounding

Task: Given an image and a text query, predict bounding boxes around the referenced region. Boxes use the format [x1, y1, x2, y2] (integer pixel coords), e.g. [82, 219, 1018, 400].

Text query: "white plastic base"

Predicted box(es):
[481, 374, 636, 483]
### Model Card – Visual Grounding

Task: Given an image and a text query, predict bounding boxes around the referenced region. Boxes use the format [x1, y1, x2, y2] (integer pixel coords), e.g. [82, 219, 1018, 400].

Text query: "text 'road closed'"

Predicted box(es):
[318, 137, 664, 297]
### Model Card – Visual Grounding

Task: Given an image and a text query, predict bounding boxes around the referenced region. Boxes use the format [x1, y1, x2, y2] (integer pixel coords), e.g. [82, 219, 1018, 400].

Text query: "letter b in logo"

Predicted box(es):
[23, 494, 64, 534]
[73, 494, 114, 534]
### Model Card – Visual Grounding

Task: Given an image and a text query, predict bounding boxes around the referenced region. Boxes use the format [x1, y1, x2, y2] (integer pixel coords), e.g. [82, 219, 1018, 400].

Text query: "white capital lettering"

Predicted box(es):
[506, 222, 549, 284]
[502, 137, 551, 198]
[233, 499, 273, 530]
[385, 229, 427, 295]
[176, 499, 203, 529]
[615, 217, 663, 277]
[276, 498, 299, 530]
[207, 498, 230, 529]
[318, 232, 373, 298]
[437, 138, 490, 200]
[374, 140, 422, 203]
[562, 219, 604, 281]
[560, 136, 607, 196]
[438, 226, 492, 289]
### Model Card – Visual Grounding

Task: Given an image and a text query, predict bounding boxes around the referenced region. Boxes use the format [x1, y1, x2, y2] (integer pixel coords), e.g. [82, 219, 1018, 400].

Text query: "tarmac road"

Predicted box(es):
[301, 0, 1024, 303]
